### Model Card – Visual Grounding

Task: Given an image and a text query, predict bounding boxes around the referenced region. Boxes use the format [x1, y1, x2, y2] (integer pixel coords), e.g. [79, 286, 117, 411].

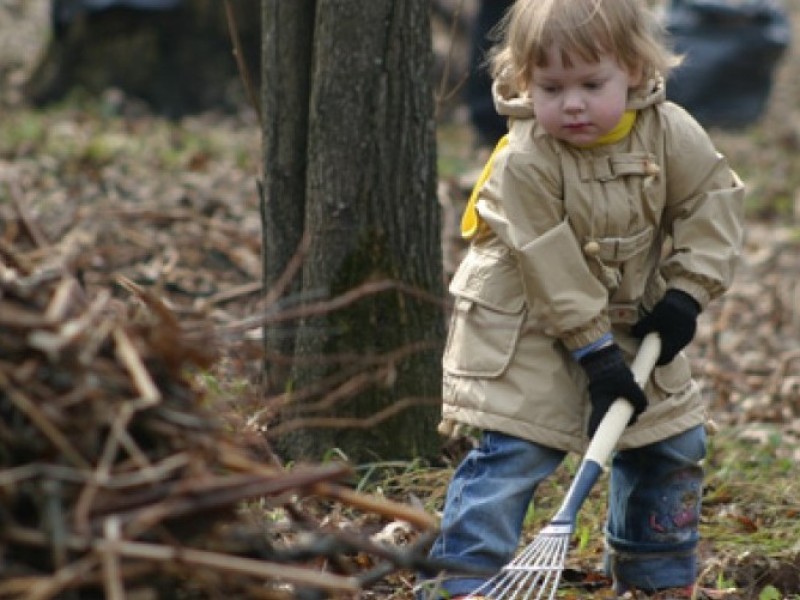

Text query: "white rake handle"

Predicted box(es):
[583, 333, 661, 466]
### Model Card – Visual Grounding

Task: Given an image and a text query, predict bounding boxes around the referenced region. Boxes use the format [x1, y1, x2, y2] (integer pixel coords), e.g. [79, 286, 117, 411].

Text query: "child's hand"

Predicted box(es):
[631, 290, 700, 366]
[579, 344, 648, 437]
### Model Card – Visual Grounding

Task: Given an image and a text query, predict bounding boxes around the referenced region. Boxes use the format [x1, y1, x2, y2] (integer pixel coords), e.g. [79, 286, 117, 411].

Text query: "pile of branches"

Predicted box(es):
[0, 231, 437, 599]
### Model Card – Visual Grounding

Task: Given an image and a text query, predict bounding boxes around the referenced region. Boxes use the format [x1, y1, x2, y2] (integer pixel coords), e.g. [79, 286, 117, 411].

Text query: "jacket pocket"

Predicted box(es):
[591, 226, 654, 263]
[443, 248, 526, 377]
[587, 226, 656, 296]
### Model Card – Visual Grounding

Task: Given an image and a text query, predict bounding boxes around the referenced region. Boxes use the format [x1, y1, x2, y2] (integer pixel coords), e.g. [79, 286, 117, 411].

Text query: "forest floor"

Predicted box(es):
[1, 1, 800, 599]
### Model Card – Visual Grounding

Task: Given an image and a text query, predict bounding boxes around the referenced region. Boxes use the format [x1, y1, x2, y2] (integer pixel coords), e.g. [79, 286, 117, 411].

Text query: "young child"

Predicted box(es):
[418, 0, 744, 598]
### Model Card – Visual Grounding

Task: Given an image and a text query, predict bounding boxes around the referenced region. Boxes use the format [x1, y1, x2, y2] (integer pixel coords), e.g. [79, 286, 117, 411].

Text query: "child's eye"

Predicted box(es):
[584, 81, 603, 91]
[538, 84, 560, 94]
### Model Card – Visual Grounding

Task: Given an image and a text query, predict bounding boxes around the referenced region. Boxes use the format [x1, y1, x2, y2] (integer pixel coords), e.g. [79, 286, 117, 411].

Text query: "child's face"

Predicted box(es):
[531, 46, 642, 146]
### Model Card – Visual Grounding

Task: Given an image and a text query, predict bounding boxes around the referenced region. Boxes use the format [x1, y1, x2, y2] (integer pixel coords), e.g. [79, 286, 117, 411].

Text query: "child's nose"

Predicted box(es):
[563, 89, 585, 112]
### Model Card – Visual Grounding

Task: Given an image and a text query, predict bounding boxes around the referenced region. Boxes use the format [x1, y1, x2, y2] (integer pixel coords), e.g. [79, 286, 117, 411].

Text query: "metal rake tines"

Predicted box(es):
[468, 530, 570, 600]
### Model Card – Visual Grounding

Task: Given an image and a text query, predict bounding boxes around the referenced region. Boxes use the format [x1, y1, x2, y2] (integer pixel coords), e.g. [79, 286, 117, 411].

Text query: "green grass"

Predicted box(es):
[0, 97, 259, 175]
[702, 426, 800, 557]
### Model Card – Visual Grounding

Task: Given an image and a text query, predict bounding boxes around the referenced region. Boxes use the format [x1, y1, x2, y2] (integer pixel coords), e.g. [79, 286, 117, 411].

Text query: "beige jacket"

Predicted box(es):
[440, 77, 744, 453]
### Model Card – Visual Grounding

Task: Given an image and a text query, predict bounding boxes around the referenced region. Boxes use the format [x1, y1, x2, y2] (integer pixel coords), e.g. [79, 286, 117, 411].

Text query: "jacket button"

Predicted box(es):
[644, 161, 661, 176]
[583, 240, 600, 256]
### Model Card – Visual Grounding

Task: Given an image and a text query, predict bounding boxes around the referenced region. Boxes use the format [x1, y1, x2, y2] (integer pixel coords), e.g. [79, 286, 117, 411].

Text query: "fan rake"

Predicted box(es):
[466, 333, 662, 600]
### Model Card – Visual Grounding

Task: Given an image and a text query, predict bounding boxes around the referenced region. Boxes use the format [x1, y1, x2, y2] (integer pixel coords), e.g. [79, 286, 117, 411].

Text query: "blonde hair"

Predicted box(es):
[490, 0, 680, 94]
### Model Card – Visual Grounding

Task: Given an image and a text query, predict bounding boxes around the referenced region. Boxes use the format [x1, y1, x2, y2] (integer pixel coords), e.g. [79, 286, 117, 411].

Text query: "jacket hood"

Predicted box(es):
[492, 74, 667, 120]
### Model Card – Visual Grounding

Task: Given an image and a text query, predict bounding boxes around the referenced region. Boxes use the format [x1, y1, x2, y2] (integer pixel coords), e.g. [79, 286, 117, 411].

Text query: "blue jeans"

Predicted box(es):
[417, 426, 706, 598]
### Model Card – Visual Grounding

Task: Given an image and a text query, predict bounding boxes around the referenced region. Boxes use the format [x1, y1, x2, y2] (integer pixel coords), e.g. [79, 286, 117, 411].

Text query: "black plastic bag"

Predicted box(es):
[665, 0, 791, 129]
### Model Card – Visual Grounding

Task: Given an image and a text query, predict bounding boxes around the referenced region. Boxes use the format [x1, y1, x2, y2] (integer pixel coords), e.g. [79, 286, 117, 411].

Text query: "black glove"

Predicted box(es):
[579, 344, 648, 437]
[631, 289, 700, 366]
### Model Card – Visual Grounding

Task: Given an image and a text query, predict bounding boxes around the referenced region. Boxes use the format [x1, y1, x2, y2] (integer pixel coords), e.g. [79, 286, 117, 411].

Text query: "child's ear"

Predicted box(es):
[628, 62, 645, 88]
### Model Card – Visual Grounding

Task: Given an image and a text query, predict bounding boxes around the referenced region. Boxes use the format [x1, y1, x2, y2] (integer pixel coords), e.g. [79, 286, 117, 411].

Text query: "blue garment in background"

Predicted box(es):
[467, 0, 514, 147]
[665, 0, 791, 128]
[82, 0, 181, 8]
[53, 0, 182, 30]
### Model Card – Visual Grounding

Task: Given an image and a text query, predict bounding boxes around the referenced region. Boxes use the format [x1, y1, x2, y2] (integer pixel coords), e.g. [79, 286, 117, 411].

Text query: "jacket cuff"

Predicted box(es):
[572, 332, 614, 360]
[561, 312, 612, 352]
[666, 278, 709, 311]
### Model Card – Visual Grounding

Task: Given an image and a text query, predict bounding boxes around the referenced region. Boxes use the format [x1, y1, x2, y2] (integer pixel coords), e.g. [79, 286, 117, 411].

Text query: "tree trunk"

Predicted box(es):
[261, 0, 444, 463]
[260, 0, 314, 390]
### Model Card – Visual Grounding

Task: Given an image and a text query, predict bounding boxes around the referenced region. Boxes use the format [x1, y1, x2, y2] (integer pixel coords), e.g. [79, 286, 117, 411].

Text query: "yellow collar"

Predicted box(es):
[460, 110, 637, 239]
[576, 110, 637, 148]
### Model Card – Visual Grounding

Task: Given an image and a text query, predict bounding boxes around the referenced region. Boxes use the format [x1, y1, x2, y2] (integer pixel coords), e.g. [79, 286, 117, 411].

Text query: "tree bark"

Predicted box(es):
[261, 0, 444, 463]
[260, 0, 315, 389]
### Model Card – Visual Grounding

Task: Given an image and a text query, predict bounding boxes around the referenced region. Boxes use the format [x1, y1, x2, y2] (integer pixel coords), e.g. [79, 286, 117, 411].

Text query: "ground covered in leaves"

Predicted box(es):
[1, 1, 800, 599]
